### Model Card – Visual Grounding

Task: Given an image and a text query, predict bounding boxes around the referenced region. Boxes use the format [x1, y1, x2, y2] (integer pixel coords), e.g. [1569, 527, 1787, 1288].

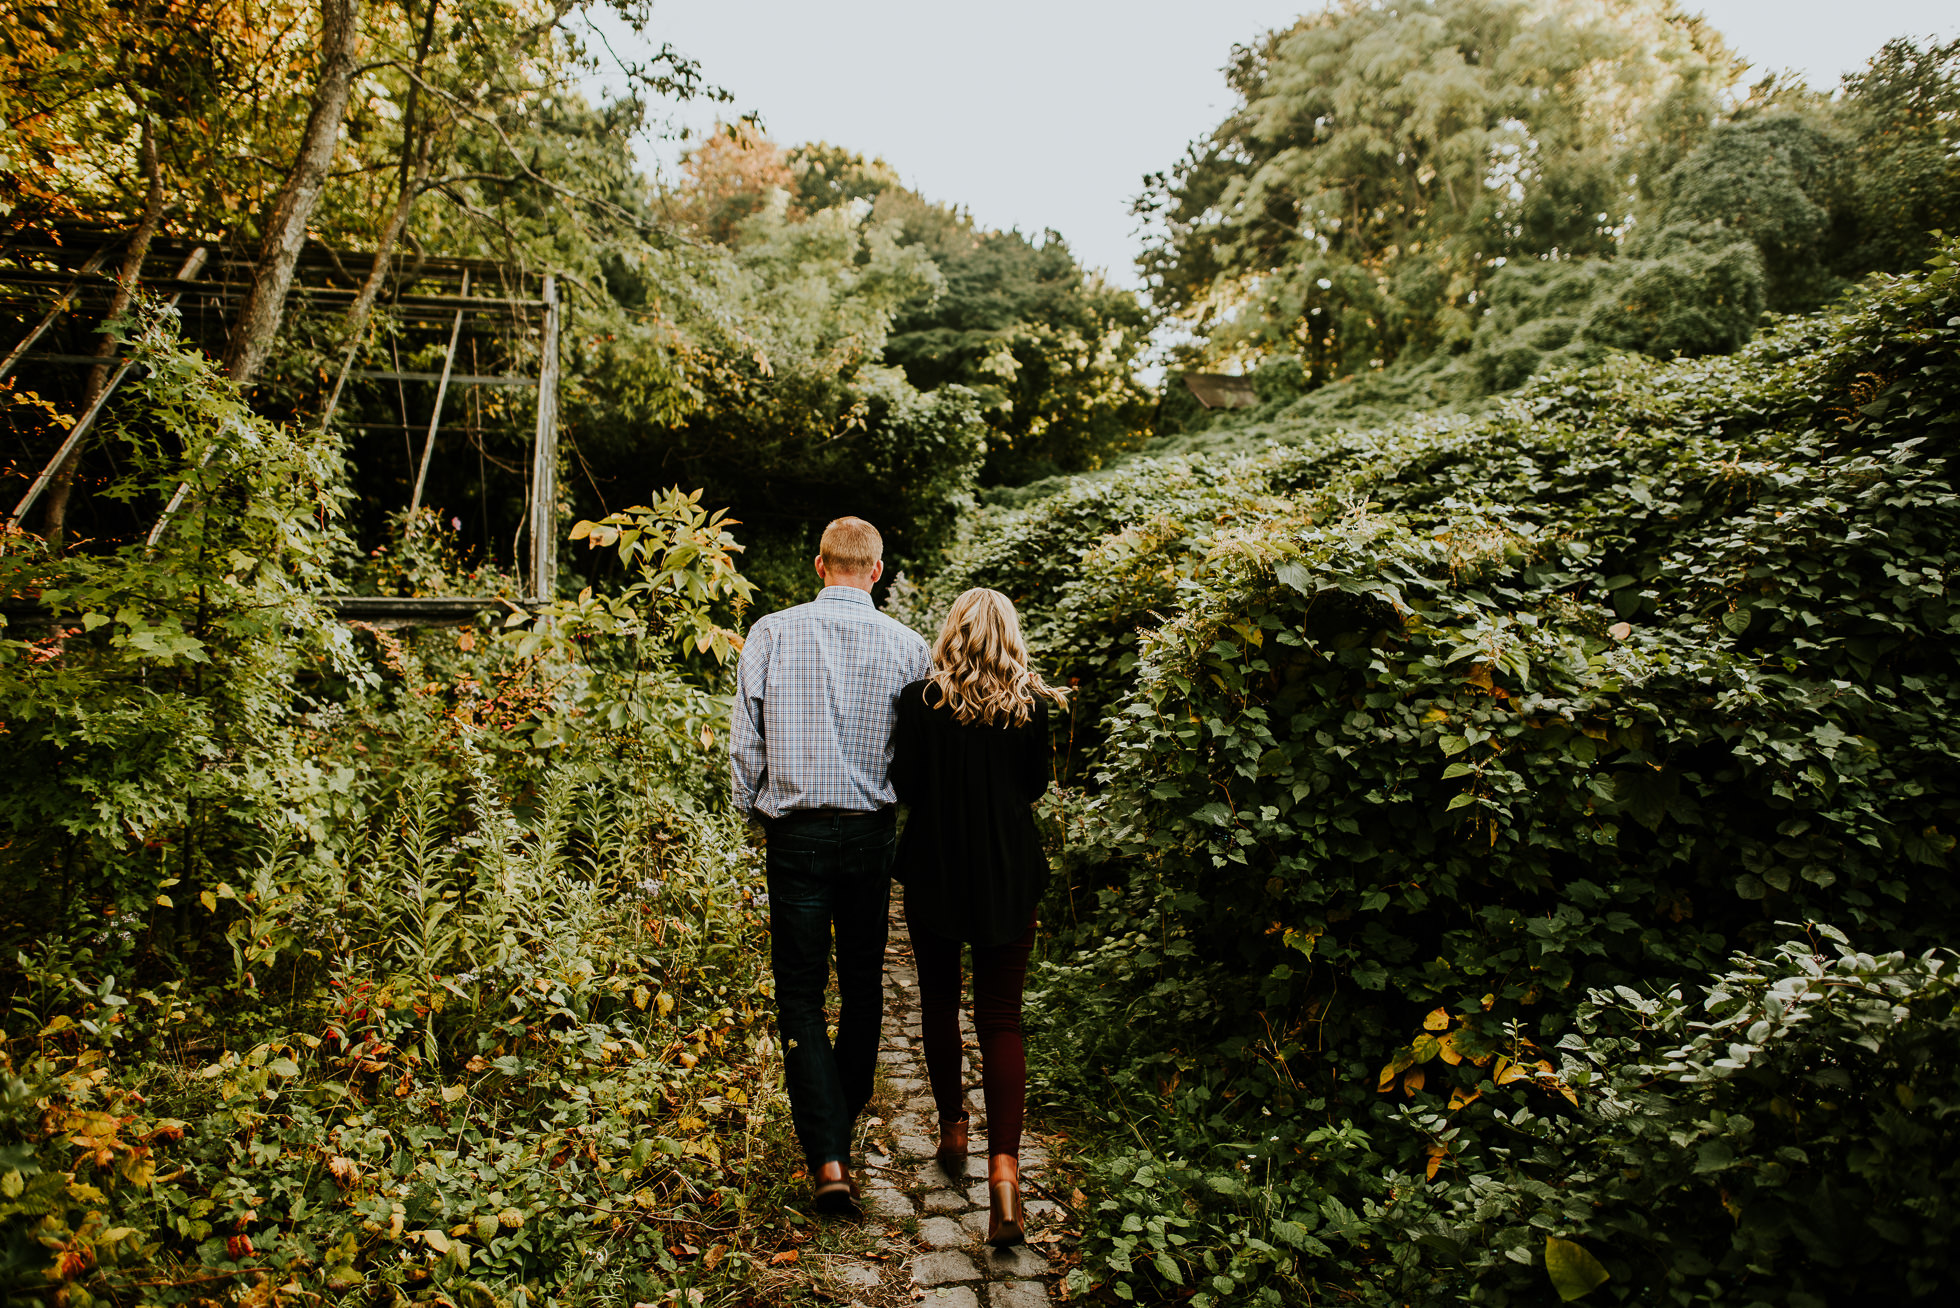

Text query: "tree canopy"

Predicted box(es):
[1141, 0, 1960, 398]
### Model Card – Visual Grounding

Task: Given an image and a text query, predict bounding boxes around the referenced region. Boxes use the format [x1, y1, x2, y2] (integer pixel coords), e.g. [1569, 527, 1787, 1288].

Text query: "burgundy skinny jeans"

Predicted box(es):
[904, 888, 1036, 1160]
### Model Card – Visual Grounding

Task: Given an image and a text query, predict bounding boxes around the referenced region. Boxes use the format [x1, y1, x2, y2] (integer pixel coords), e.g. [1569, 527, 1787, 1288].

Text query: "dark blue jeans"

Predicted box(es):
[764, 808, 894, 1168]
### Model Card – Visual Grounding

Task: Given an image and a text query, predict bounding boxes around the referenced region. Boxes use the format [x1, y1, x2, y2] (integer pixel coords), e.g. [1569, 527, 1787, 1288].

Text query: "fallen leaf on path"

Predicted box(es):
[769, 1249, 798, 1266]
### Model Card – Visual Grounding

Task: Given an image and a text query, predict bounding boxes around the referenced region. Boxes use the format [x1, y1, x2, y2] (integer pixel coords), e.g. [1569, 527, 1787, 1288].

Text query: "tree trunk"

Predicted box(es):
[318, 0, 443, 431]
[41, 115, 166, 548]
[317, 141, 434, 430]
[222, 0, 363, 389]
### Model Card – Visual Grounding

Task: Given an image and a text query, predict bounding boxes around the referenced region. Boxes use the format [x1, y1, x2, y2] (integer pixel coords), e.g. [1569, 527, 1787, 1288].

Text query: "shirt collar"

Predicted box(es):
[817, 586, 875, 607]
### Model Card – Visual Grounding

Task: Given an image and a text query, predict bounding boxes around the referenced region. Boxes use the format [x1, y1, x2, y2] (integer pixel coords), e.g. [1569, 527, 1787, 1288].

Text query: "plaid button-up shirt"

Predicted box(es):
[730, 586, 931, 822]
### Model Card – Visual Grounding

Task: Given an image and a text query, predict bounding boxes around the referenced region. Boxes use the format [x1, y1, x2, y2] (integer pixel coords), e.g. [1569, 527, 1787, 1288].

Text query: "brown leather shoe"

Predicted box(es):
[986, 1152, 1023, 1247]
[936, 1113, 970, 1178]
[812, 1160, 859, 1218]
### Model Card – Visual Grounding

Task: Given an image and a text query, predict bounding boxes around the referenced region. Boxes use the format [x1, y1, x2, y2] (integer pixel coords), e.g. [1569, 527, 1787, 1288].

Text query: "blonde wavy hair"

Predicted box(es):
[925, 588, 1067, 726]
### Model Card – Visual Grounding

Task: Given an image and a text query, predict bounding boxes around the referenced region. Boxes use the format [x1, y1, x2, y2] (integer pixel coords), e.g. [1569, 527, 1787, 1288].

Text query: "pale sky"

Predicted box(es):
[583, 2, 1959, 288]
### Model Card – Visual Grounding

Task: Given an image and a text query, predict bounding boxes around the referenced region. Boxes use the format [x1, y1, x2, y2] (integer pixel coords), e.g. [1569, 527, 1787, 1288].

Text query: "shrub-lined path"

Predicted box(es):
[768, 905, 1065, 1305]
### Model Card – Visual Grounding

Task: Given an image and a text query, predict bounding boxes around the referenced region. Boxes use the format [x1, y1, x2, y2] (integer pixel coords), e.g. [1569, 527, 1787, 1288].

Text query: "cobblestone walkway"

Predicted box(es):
[807, 907, 1061, 1306]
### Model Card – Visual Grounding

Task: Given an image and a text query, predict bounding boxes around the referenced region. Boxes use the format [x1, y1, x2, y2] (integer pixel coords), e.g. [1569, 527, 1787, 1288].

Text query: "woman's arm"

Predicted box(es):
[1020, 698, 1053, 803]
[892, 685, 922, 806]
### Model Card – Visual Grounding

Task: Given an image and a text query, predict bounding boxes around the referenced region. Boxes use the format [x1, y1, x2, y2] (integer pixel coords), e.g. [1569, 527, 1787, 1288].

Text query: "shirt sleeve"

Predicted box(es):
[730, 621, 772, 822]
[1020, 697, 1053, 803]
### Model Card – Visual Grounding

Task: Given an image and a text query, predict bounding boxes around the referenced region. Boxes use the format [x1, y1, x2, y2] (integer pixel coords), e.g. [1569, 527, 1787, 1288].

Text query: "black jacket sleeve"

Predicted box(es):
[892, 683, 922, 806]
[1020, 698, 1052, 803]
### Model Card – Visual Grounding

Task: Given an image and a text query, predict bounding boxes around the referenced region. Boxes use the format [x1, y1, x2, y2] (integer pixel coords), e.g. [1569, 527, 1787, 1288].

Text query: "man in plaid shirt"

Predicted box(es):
[732, 516, 929, 1215]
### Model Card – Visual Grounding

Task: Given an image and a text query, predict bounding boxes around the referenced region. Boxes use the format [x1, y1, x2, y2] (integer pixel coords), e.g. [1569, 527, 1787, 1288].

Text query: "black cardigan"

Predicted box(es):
[890, 680, 1051, 946]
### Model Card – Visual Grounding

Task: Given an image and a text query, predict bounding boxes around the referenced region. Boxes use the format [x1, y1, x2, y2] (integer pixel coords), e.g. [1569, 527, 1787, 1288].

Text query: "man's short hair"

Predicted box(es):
[820, 517, 883, 575]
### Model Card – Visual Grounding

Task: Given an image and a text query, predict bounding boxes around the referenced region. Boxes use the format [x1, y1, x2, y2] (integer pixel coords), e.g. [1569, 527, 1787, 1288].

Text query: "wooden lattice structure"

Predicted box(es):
[1, 220, 561, 619]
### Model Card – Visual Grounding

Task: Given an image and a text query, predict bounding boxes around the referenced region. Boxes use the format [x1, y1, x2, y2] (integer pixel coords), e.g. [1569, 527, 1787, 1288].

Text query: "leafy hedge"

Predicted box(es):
[0, 324, 787, 1305]
[931, 243, 1960, 1303]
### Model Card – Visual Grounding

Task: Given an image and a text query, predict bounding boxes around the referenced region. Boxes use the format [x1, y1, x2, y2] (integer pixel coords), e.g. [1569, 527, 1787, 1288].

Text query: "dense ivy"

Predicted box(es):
[929, 243, 1960, 1303]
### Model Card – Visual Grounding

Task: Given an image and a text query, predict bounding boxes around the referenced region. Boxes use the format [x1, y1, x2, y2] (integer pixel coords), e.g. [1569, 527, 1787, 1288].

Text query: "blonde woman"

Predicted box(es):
[891, 587, 1065, 1247]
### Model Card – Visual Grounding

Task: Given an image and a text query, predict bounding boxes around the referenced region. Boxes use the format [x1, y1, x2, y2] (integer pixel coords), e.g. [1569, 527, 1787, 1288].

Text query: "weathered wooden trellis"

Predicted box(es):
[0, 221, 561, 621]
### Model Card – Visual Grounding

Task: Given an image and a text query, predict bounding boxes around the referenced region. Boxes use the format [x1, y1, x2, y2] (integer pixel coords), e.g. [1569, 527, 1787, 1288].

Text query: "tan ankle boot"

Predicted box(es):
[986, 1152, 1022, 1247]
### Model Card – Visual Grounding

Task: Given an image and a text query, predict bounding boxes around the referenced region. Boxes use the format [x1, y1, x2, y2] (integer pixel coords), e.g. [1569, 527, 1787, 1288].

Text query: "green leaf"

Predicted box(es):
[1721, 609, 1751, 634]
[1191, 802, 1233, 826]
[1545, 1236, 1610, 1301]
[1275, 559, 1314, 594]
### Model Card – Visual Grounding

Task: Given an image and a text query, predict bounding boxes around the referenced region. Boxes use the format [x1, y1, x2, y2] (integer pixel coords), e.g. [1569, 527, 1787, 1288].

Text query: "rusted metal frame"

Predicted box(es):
[528, 274, 560, 603]
[349, 368, 534, 387]
[328, 595, 533, 625]
[0, 244, 116, 380]
[407, 268, 469, 517]
[0, 268, 540, 313]
[6, 248, 209, 533]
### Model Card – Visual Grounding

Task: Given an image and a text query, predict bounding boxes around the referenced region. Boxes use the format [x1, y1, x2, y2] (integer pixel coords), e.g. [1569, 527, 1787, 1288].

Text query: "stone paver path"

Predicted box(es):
[810, 906, 1062, 1306]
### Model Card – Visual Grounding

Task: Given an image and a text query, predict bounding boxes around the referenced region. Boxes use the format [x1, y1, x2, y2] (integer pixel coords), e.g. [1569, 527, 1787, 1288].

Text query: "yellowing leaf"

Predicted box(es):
[1545, 1236, 1610, 1301]
[200, 890, 218, 912]
[1436, 1032, 1463, 1065]
[656, 992, 675, 1018]
[420, 1229, 450, 1254]
[633, 985, 650, 1011]
[1448, 1086, 1482, 1111]
[1423, 1006, 1450, 1031]
[1403, 1067, 1426, 1094]
[441, 1084, 466, 1103]
[155, 893, 174, 908]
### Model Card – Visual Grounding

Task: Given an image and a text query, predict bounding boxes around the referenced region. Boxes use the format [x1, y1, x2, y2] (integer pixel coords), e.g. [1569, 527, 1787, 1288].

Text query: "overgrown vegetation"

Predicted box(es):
[1141, 0, 1960, 445]
[923, 242, 1960, 1303]
[9, 1, 1960, 1305]
[0, 324, 805, 1304]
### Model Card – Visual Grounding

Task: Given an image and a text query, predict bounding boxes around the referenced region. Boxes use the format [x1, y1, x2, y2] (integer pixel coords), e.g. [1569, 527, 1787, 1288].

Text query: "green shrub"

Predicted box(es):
[1, 319, 786, 1305]
[1367, 927, 1960, 1304]
[948, 241, 1960, 1302]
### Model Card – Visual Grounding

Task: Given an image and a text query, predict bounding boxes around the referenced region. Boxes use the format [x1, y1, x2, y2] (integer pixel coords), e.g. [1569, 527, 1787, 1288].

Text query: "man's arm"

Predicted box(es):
[903, 631, 932, 685]
[730, 621, 772, 822]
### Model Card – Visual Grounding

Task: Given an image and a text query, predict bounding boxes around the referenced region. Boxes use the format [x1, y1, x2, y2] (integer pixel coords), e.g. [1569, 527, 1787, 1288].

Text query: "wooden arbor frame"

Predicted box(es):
[0, 222, 562, 620]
